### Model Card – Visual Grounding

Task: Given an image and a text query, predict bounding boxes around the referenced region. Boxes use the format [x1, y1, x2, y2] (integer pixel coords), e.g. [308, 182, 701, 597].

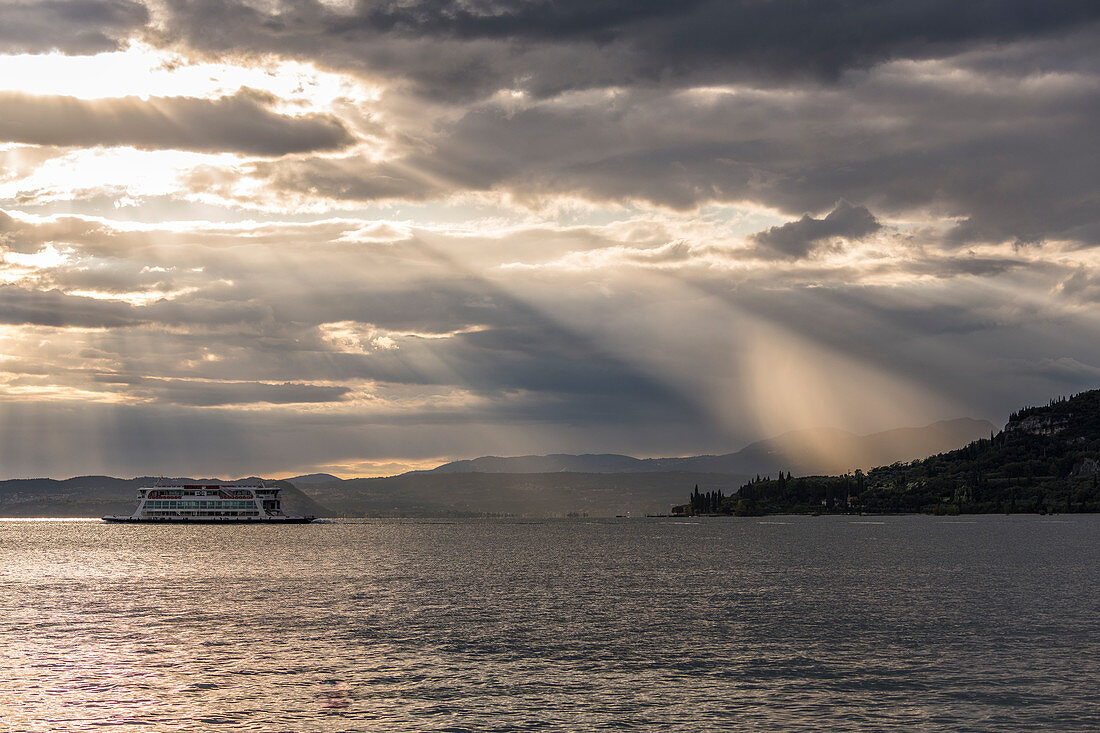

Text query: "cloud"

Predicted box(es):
[160, 0, 1100, 100]
[249, 154, 449, 203]
[0, 0, 148, 54]
[1054, 267, 1100, 302]
[0, 89, 355, 155]
[751, 202, 881, 260]
[0, 11, 1092, 253]
[0, 285, 138, 328]
[0, 209, 1098, 477]
[218, 60, 1098, 249]
[2, 0, 1100, 480]
[0, 216, 705, 423]
[91, 375, 352, 406]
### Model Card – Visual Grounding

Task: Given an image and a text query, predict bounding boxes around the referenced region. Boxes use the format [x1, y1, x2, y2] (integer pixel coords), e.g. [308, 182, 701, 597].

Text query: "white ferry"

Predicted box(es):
[102, 484, 316, 523]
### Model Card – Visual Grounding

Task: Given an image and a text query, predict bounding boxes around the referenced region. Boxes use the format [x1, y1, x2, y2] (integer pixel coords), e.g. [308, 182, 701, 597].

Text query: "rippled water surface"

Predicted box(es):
[1, 516, 1098, 731]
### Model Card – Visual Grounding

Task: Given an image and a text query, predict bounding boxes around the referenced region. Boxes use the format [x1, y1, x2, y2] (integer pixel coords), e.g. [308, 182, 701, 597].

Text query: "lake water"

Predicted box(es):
[1, 516, 1097, 731]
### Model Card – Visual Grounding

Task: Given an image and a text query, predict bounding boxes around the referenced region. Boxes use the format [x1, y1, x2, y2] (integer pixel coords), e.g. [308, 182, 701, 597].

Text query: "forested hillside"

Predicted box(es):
[714, 390, 1100, 515]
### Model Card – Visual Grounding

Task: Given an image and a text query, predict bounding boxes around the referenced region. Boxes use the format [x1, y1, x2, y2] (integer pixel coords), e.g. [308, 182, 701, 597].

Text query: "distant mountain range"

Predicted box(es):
[283, 473, 343, 487]
[281, 418, 995, 516]
[422, 418, 996, 477]
[295, 471, 749, 518]
[0, 417, 997, 518]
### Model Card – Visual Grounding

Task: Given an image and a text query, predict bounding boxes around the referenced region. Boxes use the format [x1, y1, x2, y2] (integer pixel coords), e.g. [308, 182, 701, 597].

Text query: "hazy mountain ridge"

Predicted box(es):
[284, 473, 343, 486]
[426, 454, 645, 474]
[285, 417, 994, 516]
[427, 418, 996, 477]
[296, 471, 749, 518]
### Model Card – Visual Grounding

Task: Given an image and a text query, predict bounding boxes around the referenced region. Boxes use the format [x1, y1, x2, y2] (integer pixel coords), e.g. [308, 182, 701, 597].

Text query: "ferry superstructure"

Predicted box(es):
[102, 484, 316, 523]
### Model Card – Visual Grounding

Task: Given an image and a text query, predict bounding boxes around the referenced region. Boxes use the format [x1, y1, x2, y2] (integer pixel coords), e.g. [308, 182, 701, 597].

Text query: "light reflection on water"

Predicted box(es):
[1, 516, 1098, 731]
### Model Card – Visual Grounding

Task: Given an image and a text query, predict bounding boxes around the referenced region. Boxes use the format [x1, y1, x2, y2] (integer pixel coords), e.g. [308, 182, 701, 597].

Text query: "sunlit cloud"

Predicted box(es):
[0, 148, 238, 204]
[0, 42, 380, 109]
[3, 243, 69, 269]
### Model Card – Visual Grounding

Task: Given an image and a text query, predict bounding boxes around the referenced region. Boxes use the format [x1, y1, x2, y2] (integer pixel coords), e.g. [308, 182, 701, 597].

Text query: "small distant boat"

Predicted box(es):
[102, 483, 315, 524]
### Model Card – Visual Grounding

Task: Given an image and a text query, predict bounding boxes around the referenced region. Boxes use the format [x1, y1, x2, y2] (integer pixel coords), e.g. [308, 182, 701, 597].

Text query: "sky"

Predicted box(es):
[0, 0, 1098, 479]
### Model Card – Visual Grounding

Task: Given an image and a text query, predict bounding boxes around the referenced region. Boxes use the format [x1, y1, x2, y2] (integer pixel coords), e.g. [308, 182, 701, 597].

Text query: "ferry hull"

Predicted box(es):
[102, 515, 317, 524]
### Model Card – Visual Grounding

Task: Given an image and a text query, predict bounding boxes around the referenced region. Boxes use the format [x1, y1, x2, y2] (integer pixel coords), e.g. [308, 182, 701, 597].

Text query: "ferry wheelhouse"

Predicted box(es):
[102, 484, 315, 523]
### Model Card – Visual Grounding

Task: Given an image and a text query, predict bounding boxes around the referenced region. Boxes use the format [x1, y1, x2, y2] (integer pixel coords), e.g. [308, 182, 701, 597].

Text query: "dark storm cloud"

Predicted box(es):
[245, 70, 1098, 247]
[0, 90, 355, 155]
[751, 202, 881, 260]
[325, 0, 697, 42]
[162, 0, 1100, 100]
[0, 0, 148, 54]
[90, 375, 352, 406]
[0, 285, 137, 328]
[902, 255, 1028, 280]
[151, 0, 1089, 249]
[2, 1, 1088, 250]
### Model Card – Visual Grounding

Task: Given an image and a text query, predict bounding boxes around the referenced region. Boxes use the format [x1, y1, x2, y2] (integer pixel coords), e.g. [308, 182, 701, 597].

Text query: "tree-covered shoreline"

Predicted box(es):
[683, 390, 1100, 516]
